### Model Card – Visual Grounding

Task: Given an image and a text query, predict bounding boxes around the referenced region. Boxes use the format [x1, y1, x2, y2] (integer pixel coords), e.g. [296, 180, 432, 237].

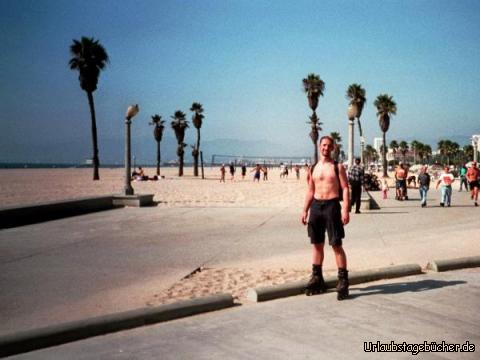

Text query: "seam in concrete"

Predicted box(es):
[0, 293, 234, 358]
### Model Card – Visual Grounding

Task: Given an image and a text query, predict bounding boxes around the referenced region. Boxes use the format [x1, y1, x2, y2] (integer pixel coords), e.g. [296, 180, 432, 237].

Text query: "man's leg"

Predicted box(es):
[332, 245, 347, 269]
[312, 243, 325, 265]
[332, 245, 349, 300]
[306, 243, 326, 296]
[355, 185, 361, 213]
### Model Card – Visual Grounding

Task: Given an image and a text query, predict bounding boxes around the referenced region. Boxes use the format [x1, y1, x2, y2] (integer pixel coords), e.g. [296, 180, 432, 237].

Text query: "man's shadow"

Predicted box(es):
[349, 279, 466, 299]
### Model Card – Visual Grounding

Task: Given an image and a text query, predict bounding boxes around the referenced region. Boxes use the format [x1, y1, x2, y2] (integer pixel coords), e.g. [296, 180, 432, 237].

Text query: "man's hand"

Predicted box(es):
[301, 210, 308, 225]
[341, 208, 350, 225]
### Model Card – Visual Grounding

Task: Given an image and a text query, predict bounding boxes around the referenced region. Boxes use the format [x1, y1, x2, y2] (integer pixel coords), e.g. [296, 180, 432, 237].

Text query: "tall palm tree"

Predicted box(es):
[374, 94, 397, 177]
[346, 83, 366, 164]
[69, 37, 109, 180]
[330, 131, 342, 161]
[171, 111, 189, 176]
[190, 102, 204, 177]
[399, 141, 409, 163]
[302, 73, 325, 163]
[150, 114, 165, 176]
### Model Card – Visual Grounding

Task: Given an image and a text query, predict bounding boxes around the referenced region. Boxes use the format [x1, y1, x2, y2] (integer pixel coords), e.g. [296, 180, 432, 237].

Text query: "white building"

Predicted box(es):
[373, 137, 383, 154]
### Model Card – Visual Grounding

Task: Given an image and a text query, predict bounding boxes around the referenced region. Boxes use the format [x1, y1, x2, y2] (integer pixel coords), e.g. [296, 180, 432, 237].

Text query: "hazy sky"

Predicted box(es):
[1, 0, 480, 163]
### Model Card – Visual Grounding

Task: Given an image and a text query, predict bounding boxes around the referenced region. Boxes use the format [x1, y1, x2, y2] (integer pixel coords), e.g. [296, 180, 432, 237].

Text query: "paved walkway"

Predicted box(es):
[9, 269, 480, 359]
[1, 185, 479, 337]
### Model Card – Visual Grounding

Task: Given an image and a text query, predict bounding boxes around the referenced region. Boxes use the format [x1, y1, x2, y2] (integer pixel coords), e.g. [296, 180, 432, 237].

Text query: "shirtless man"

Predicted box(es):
[395, 162, 407, 200]
[301, 136, 350, 300]
[466, 161, 479, 207]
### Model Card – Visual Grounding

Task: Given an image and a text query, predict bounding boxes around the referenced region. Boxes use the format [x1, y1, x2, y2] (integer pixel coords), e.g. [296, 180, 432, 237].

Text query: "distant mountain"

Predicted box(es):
[0, 135, 312, 165]
[2, 132, 475, 165]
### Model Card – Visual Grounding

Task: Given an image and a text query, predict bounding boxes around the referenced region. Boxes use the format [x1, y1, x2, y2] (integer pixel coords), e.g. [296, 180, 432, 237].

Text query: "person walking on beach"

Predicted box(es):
[229, 162, 235, 181]
[436, 166, 454, 207]
[466, 161, 479, 206]
[394, 162, 407, 200]
[251, 164, 262, 182]
[381, 178, 389, 199]
[459, 163, 468, 192]
[241, 164, 247, 180]
[263, 166, 268, 181]
[294, 164, 301, 180]
[418, 165, 431, 207]
[301, 136, 350, 300]
[220, 164, 226, 183]
[348, 157, 365, 214]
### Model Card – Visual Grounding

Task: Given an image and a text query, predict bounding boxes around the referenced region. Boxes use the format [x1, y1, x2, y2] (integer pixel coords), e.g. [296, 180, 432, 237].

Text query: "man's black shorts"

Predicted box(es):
[307, 198, 344, 246]
[469, 180, 479, 189]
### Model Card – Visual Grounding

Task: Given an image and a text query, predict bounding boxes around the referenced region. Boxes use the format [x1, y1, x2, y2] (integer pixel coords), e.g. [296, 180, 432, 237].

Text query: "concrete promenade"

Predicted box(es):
[8, 269, 480, 359]
[1, 185, 479, 357]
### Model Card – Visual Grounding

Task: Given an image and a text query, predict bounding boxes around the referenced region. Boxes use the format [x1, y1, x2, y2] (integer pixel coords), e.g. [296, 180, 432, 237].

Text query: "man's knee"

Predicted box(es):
[332, 245, 344, 253]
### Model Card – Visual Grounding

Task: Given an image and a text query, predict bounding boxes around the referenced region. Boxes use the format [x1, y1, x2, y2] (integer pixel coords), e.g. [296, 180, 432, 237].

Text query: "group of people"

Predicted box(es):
[131, 167, 159, 181]
[420, 162, 479, 208]
[220, 163, 305, 182]
[388, 162, 480, 208]
[300, 135, 480, 302]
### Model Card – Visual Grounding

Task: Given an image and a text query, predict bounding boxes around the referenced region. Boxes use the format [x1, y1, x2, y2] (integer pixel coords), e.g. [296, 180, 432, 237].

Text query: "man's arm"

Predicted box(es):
[301, 169, 315, 225]
[338, 165, 350, 225]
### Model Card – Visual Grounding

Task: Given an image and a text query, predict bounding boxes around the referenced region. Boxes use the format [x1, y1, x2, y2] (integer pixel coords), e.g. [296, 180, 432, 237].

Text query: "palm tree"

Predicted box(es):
[410, 140, 421, 164]
[364, 144, 376, 165]
[302, 73, 325, 163]
[399, 141, 409, 163]
[424, 144, 432, 163]
[416, 142, 426, 164]
[150, 115, 165, 176]
[437, 139, 458, 165]
[330, 131, 342, 161]
[190, 102, 204, 177]
[69, 37, 109, 180]
[346, 83, 366, 165]
[463, 144, 474, 160]
[374, 94, 397, 177]
[389, 140, 399, 162]
[171, 111, 189, 176]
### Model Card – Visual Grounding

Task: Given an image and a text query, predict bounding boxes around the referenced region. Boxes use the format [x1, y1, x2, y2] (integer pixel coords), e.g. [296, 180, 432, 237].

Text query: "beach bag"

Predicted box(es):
[311, 161, 343, 201]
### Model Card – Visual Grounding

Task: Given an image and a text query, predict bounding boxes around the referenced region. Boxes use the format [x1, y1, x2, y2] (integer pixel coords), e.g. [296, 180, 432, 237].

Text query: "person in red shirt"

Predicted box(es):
[466, 162, 479, 207]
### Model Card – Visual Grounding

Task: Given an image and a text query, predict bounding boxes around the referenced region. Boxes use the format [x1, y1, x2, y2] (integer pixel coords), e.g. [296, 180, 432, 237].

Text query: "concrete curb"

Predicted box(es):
[246, 264, 422, 302]
[0, 196, 117, 229]
[427, 256, 480, 272]
[0, 194, 155, 229]
[0, 293, 234, 358]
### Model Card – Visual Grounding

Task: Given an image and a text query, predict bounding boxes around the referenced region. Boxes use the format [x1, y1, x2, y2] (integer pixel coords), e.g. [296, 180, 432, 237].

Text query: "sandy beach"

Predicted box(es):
[0, 166, 306, 209]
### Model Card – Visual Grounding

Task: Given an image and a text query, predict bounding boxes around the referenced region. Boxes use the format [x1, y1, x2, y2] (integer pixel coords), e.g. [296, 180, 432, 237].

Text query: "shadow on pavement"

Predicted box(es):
[350, 279, 466, 299]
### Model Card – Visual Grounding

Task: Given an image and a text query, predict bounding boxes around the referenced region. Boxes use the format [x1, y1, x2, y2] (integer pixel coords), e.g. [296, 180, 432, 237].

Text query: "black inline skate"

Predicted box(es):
[336, 268, 349, 300]
[305, 264, 327, 296]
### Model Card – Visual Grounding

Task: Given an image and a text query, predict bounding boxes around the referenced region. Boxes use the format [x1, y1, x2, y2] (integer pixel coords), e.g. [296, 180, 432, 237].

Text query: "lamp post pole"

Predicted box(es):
[124, 104, 139, 196]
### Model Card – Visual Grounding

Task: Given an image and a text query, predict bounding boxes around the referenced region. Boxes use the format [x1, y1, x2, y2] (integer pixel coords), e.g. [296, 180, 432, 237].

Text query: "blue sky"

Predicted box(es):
[1, 0, 480, 163]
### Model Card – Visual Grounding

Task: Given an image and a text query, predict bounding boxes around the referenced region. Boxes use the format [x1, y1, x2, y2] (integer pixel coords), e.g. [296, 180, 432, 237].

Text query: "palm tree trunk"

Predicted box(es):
[194, 128, 201, 177]
[179, 152, 184, 176]
[87, 91, 100, 180]
[156, 140, 160, 176]
[382, 132, 388, 178]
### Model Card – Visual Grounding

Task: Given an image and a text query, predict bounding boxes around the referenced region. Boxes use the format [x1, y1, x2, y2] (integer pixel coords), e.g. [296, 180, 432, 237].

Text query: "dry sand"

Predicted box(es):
[0, 166, 306, 209]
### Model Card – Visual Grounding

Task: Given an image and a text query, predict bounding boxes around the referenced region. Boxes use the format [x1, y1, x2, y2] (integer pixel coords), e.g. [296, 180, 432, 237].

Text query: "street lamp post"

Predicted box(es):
[124, 104, 139, 195]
